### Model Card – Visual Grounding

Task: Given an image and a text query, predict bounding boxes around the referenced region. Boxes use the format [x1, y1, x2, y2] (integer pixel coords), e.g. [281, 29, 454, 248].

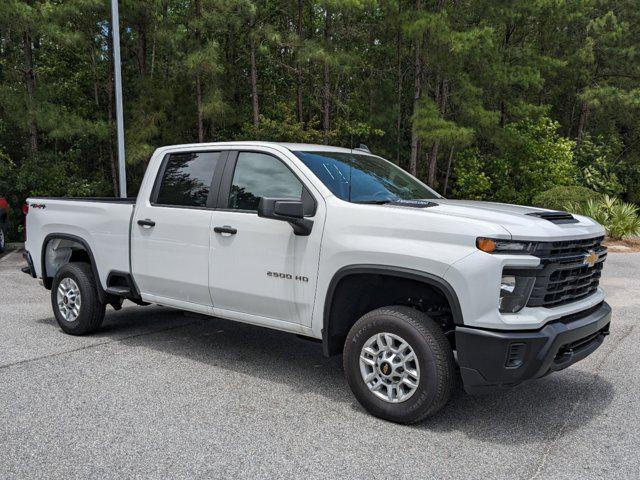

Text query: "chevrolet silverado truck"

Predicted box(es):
[23, 142, 611, 423]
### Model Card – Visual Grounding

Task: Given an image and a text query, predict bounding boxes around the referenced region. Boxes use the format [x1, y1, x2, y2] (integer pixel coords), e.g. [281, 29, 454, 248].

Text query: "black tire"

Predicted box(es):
[51, 262, 105, 335]
[0, 223, 6, 253]
[343, 306, 455, 424]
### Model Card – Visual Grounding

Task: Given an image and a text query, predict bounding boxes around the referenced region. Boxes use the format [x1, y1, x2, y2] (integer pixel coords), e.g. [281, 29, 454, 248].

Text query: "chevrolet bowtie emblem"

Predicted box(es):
[583, 250, 598, 268]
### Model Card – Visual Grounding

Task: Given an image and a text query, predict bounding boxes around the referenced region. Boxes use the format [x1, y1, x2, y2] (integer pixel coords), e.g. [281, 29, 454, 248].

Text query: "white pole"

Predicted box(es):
[111, 0, 127, 198]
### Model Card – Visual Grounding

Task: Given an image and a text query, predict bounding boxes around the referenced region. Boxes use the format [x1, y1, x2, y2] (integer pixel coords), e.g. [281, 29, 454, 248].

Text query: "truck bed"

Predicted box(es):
[25, 197, 135, 288]
[30, 197, 136, 204]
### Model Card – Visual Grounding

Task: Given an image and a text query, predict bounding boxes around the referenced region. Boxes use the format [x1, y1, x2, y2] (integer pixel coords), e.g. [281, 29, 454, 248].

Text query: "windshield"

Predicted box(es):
[293, 151, 440, 203]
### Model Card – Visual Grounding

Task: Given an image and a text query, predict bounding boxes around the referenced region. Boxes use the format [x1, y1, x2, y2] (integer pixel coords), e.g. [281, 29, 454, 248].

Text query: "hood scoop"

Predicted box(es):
[526, 210, 579, 224]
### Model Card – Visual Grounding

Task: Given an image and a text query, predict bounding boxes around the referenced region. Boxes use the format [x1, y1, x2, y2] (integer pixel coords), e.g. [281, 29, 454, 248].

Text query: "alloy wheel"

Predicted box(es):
[359, 332, 420, 403]
[56, 278, 82, 322]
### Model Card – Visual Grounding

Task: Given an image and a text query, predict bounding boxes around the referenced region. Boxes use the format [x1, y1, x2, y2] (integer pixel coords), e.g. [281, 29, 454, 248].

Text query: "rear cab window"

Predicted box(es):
[153, 151, 224, 208]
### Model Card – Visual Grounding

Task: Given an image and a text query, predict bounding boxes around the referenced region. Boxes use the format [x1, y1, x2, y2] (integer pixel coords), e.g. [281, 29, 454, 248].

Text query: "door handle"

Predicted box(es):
[213, 225, 237, 235]
[137, 219, 156, 227]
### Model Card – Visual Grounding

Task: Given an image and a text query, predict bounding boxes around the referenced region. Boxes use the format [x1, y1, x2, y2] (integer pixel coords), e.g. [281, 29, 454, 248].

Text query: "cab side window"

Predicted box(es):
[155, 151, 222, 207]
[228, 152, 304, 211]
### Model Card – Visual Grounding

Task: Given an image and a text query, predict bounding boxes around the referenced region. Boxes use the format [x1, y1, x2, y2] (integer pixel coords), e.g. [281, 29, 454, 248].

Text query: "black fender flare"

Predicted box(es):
[322, 264, 464, 356]
[41, 233, 106, 302]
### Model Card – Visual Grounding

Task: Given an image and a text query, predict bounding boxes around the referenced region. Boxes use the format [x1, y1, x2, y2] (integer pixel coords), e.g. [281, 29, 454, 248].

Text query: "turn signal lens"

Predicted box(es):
[476, 237, 537, 255]
[477, 238, 496, 253]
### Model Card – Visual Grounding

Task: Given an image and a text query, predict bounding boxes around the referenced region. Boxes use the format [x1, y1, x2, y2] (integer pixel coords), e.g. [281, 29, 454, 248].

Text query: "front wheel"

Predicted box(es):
[51, 262, 105, 335]
[343, 306, 455, 424]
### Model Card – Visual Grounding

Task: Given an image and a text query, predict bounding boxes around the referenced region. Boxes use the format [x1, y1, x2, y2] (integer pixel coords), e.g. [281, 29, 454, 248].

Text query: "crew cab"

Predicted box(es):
[23, 142, 611, 423]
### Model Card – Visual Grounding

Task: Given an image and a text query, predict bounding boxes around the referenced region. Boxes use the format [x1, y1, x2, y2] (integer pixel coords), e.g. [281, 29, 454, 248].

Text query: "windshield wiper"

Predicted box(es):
[352, 199, 394, 204]
[353, 198, 439, 208]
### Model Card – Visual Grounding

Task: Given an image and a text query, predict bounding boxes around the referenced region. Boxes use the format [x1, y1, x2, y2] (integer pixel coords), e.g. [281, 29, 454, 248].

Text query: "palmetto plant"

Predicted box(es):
[565, 196, 640, 240]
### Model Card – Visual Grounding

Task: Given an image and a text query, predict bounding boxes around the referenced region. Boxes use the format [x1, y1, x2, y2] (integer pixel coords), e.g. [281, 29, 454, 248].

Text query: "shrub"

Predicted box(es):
[532, 186, 601, 211]
[489, 117, 578, 204]
[0, 153, 110, 241]
[621, 158, 640, 204]
[573, 134, 624, 197]
[451, 148, 491, 200]
[565, 196, 640, 240]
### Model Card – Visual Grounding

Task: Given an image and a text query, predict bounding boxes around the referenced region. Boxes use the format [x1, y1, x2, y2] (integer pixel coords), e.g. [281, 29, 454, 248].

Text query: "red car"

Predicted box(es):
[0, 196, 8, 252]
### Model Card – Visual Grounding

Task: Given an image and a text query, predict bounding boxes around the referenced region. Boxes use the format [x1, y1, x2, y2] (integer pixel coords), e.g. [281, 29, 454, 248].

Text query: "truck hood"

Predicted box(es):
[425, 199, 605, 241]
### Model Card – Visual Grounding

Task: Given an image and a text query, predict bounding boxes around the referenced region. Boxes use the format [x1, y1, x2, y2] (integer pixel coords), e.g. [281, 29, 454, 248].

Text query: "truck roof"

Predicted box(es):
[159, 141, 367, 154]
[274, 142, 360, 153]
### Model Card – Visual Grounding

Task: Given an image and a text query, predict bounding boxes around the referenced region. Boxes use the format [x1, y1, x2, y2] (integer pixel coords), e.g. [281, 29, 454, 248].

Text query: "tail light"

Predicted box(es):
[23, 203, 29, 241]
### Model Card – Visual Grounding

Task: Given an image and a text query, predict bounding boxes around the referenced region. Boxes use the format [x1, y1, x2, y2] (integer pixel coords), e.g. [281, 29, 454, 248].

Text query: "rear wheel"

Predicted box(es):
[0, 224, 6, 253]
[51, 263, 105, 335]
[343, 306, 455, 424]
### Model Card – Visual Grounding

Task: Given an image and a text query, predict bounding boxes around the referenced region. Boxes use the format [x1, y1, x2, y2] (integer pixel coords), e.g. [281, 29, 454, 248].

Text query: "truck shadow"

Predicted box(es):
[48, 305, 616, 445]
[417, 373, 614, 443]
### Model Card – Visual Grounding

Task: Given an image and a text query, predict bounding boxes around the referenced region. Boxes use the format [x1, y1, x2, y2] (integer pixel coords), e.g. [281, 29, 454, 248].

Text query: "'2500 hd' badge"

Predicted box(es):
[267, 271, 309, 282]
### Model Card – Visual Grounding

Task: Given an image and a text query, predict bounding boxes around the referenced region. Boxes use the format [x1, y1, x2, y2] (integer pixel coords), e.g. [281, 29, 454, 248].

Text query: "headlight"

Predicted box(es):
[477, 237, 537, 255]
[499, 274, 535, 313]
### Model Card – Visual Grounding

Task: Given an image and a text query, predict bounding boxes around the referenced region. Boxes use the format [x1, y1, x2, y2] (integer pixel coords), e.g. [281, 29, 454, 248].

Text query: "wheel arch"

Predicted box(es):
[322, 265, 464, 357]
[41, 233, 106, 301]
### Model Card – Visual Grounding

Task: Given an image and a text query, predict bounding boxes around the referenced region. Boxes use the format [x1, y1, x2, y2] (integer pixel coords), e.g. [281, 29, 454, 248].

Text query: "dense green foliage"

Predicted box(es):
[2, 0, 640, 239]
[566, 196, 640, 240]
[532, 186, 601, 211]
[453, 119, 580, 204]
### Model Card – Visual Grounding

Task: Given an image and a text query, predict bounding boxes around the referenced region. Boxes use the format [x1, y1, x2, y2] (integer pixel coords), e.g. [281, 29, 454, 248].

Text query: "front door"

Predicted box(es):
[131, 150, 226, 308]
[209, 150, 324, 327]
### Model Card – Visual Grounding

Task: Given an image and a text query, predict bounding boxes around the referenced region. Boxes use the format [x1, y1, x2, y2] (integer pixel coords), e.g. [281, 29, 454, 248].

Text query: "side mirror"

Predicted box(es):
[274, 200, 304, 219]
[258, 198, 314, 236]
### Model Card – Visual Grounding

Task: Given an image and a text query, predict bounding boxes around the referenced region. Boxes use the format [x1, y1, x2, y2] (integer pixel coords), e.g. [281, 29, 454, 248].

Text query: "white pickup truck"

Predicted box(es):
[23, 142, 611, 423]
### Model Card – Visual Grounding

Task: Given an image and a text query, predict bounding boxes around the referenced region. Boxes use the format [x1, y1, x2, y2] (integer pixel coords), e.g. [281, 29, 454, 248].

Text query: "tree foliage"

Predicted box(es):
[493, 118, 578, 205]
[532, 186, 601, 212]
[1, 0, 640, 238]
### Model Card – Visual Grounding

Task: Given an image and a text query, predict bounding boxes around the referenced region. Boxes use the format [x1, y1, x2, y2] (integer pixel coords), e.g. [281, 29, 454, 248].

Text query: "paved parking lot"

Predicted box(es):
[0, 250, 638, 479]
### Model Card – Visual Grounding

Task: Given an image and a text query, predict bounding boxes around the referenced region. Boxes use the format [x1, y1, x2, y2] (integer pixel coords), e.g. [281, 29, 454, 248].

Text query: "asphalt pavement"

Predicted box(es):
[0, 249, 638, 479]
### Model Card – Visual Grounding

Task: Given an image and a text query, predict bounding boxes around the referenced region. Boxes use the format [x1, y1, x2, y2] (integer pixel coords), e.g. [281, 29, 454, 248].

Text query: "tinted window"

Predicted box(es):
[156, 152, 222, 207]
[293, 151, 439, 203]
[229, 152, 303, 211]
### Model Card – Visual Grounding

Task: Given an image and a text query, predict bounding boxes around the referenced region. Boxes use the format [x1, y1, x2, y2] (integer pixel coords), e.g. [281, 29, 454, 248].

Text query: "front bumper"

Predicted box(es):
[456, 301, 611, 394]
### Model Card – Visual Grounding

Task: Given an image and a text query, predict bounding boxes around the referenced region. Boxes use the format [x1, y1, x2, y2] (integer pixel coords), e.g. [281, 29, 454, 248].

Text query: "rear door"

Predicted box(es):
[131, 150, 227, 308]
[209, 149, 325, 327]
